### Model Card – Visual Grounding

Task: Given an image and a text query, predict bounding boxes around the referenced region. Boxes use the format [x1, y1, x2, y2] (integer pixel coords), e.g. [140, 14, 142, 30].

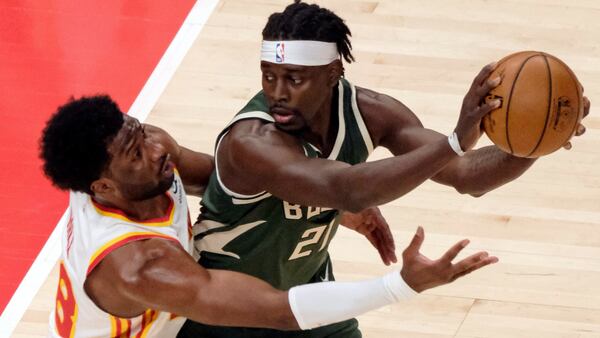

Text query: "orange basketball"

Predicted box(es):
[483, 51, 583, 158]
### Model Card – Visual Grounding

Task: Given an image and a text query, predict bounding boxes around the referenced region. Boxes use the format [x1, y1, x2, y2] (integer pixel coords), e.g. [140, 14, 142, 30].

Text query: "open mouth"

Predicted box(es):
[271, 107, 295, 124]
[273, 114, 293, 124]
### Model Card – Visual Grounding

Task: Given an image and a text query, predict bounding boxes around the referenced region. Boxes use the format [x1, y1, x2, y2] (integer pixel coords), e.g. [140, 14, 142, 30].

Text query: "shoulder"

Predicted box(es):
[72, 195, 181, 263]
[215, 118, 308, 195]
[355, 86, 423, 146]
[83, 236, 183, 317]
[85, 227, 181, 278]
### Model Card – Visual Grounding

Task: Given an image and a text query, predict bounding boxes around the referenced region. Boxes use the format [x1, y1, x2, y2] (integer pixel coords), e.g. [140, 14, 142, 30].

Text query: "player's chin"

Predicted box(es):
[274, 120, 304, 132]
[157, 173, 175, 192]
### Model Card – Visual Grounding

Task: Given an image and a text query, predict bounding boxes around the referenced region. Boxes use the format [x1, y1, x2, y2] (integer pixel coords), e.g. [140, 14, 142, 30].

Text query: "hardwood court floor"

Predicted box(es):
[12, 0, 600, 337]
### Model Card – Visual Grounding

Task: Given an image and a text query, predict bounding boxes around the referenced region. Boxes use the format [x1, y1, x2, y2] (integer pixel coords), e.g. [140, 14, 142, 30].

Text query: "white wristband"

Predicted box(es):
[448, 132, 465, 156]
[288, 271, 417, 330]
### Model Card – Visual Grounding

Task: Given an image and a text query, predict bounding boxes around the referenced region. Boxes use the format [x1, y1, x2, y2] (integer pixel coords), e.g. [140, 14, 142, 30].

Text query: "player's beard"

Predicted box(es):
[121, 174, 174, 201]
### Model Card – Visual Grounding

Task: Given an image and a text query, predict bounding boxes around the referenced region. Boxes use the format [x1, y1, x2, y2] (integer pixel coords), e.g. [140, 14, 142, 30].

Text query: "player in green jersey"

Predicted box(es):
[179, 1, 590, 337]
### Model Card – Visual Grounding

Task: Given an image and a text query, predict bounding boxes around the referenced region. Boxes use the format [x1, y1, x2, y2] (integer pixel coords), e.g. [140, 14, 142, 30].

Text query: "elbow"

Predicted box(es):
[468, 191, 486, 198]
[276, 316, 301, 331]
[337, 185, 372, 213]
[331, 175, 376, 213]
[454, 183, 487, 198]
[193, 279, 299, 331]
[342, 200, 370, 214]
[272, 292, 301, 331]
[340, 192, 375, 214]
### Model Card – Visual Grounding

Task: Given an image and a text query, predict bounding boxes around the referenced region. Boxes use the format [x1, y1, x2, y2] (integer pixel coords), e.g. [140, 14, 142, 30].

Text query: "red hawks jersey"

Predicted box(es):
[49, 172, 193, 338]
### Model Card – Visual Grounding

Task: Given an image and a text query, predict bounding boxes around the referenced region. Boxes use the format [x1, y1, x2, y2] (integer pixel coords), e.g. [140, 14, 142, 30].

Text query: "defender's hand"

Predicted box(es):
[455, 63, 502, 152]
[143, 124, 182, 161]
[400, 226, 498, 293]
[340, 207, 397, 266]
[563, 96, 590, 150]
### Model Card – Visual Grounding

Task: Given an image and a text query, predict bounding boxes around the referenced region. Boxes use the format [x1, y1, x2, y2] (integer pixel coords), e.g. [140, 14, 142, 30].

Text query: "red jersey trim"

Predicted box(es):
[87, 232, 179, 276]
[90, 195, 175, 227]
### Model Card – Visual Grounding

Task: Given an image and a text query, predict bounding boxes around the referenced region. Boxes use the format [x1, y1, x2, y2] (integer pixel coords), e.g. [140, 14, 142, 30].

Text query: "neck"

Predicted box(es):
[302, 85, 338, 156]
[93, 193, 170, 221]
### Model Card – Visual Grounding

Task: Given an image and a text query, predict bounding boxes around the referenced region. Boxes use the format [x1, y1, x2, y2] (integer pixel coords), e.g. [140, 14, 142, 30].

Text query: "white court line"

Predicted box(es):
[0, 1, 219, 337]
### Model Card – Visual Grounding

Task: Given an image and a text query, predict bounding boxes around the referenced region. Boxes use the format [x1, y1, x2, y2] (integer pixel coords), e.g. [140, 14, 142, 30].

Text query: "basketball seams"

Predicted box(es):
[505, 53, 540, 155]
[526, 54, 553, 158]
[484, 51, 531, 151]
[485, 51, 580, 158]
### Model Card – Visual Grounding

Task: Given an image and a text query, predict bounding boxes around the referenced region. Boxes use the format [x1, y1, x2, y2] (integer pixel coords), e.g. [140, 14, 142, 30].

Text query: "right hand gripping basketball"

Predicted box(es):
[454, 63, 502, 151]
[563, 96, 590, 150]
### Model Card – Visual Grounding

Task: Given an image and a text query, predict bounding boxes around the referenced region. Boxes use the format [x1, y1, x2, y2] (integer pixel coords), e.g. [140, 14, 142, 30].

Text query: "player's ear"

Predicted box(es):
[90, 178, 115, 195]
[327, 60, 343, 87]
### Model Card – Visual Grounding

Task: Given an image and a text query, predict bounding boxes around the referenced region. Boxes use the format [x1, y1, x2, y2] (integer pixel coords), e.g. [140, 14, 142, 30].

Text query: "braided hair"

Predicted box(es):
[262, 0, 355, 63]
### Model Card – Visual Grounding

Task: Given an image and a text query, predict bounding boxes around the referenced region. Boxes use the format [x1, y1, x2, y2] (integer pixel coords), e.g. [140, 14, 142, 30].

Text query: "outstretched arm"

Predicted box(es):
[383, 123, 537, 196]
[85, 238, 296, 329]
[220, 64, 500, 212]
[370, 84, 591, 197]
[288, 226, 497, 329]
[84, 229, 496, 331]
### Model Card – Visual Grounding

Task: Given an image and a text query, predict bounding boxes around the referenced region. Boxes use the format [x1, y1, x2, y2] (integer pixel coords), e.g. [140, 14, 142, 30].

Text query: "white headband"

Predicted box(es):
[261, 40, 339, 66]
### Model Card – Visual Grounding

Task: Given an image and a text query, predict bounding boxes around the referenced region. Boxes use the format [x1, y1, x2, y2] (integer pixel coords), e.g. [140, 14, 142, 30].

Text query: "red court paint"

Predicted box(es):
[0, 0, 195, 314]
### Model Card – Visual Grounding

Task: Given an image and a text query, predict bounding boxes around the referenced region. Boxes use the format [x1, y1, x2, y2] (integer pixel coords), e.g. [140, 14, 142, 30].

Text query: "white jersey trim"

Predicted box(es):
[303, 142, 322, 158]
[194, 219, 228, 234]
[213, 111, 274, 200]
[215, 133, 267, 200]
[233, 193, 273, 205]
[327, 81, 346, 160]
[301, 145, 309, 156]
[350, 83, 375, 155]
[224, 111, 274, 129]
[195, 220, 266, 259]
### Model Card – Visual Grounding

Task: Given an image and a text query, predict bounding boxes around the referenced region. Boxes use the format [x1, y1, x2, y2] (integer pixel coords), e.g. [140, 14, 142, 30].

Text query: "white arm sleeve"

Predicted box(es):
[288, 271, 418, 330]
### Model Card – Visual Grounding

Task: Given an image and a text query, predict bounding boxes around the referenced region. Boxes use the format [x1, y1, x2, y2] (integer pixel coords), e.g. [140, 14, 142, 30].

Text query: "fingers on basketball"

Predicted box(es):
[477, 76, 501, 97]
[472, 62, 498, 89]
[465, 65, 500, 112]
[477, 98, 501, 118]
[575, 124, 586, 136]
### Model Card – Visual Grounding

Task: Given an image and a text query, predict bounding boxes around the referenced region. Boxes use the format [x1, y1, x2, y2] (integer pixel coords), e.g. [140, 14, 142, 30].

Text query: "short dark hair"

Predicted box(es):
[40, 95, 124, 194]
[262, 0, 355, 63]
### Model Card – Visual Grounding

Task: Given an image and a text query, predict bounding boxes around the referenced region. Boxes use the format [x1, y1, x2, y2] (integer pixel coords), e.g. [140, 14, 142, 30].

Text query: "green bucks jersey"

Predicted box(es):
[194, 79, 373, 291]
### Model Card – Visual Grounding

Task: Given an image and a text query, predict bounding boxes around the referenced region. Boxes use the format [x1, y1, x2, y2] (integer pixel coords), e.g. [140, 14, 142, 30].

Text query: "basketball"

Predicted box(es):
[483, 51, 584, 158]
